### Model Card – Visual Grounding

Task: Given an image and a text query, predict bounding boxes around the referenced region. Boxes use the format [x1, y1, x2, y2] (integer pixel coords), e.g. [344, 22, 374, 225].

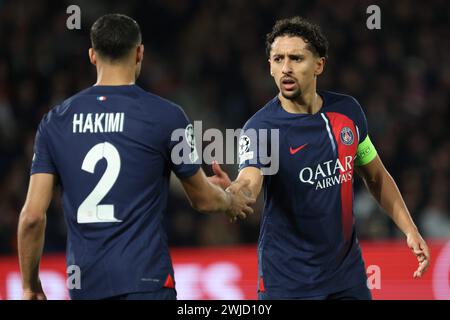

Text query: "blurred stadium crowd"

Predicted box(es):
[0, 0, 448, 253]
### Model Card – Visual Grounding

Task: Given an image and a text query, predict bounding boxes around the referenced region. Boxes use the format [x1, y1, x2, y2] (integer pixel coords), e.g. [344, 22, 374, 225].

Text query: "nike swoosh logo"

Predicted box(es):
[289, 143, 308, 155]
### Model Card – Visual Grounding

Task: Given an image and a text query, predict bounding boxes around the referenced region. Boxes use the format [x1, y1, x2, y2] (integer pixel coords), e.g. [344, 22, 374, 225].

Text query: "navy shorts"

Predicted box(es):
[258, 282, 372, 300]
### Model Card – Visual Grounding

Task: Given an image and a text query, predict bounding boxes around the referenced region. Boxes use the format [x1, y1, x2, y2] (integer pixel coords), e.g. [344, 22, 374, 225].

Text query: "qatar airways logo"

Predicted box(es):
[299, 156, 354, 190]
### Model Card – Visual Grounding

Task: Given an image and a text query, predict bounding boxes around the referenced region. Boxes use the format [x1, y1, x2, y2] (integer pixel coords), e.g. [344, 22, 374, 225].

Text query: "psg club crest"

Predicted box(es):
[340, 127, 354, 146]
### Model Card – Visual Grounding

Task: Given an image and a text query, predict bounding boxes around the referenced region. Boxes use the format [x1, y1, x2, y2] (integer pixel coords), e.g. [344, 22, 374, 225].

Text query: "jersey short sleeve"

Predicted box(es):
[350, 97, 377, 166]
[238, 116, 270, 171]
[30, 113, 57, 175]
[167, 106, 201, 179]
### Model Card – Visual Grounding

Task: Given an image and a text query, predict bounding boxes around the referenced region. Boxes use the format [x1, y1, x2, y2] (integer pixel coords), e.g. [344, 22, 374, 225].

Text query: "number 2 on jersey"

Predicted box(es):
[77, 142, 122, 223]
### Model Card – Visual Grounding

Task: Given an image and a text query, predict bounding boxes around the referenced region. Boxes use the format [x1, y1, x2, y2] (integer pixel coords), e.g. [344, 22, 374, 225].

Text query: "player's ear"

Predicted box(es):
[89, 48, 97, 66]
[314, 57, 325, 76]
[268, 58, 274, 78]
[136, 44, 144, 64]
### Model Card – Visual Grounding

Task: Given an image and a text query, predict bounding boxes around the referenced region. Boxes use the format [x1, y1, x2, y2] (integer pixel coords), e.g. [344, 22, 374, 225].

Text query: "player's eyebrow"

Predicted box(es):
[271, 53, 306, 59]
[288, 54, 305, 59]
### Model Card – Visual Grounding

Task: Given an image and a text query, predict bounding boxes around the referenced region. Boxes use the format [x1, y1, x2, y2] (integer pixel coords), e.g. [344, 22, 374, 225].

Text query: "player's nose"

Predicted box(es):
[281, 60, 293, 74]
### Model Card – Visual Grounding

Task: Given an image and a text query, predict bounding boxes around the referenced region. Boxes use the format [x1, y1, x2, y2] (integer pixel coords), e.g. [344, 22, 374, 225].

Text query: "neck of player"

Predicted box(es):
[279, 86, 323, 115]
[95, 62, 136, 86]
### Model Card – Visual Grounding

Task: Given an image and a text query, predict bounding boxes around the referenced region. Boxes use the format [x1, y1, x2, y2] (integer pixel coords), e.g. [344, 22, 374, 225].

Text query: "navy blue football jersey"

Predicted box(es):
[239, 91, 376, 298]
[31, 84, 200, 299]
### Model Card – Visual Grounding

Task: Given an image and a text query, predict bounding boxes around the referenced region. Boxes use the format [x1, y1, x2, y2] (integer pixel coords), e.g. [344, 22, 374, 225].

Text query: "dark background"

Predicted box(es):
[0, 0, 448, 254]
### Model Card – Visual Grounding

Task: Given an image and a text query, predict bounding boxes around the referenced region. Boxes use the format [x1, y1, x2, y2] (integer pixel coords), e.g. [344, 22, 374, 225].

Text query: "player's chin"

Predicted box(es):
[280, 89, 301, 100]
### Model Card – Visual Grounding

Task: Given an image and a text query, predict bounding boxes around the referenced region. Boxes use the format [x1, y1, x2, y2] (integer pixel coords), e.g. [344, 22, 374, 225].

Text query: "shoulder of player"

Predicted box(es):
[322, 90, 365, 119]
[54, 85, 185, 116]
[243, 97, 279, 130]
[37, 94, 82, 129]
[322, 90, 361, 108]
[44, 87, 94, 120]
[133, 87, 188, 118]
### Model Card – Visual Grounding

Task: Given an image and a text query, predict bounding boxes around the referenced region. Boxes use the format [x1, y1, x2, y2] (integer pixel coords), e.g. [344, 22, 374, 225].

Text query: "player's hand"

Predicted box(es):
[225, 179, 255, 223]
[406, 230, 431, 279]
[207, 161, 231, 190]
[22, 282, 47, 300]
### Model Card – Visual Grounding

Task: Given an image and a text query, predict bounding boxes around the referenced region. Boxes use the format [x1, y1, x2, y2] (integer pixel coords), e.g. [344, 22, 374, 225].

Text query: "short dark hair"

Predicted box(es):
[266, 16, 328, 59]
[90, 14, 142, 61]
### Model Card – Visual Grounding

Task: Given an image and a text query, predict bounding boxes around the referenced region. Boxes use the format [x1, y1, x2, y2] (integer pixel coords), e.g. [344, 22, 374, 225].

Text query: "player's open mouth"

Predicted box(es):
[281, 78, 296, 90]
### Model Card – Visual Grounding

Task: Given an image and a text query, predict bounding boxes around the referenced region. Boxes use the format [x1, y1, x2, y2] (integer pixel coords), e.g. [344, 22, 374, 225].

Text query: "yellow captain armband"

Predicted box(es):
[355, 135, 377, 166]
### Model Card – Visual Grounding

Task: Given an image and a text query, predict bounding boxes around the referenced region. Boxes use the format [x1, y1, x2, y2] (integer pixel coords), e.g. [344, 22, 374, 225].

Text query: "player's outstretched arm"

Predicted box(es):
[227, 167, 264, 201]
[181, 168, 255, 222]
[207, 163, 264, 201]
[18, 173, 55, 300]
[355, 155, 430, 278]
